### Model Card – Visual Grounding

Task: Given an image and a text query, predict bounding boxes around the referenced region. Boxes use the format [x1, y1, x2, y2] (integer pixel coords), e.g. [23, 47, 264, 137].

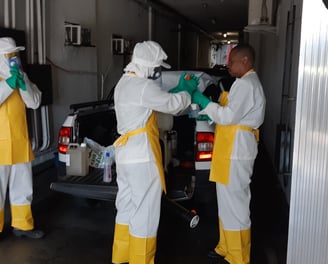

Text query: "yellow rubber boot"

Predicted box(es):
[11, 204, 34, 230]
[112, 223, 130, 263]
[224, 228, 251, 264]
[0, 208, 4, 232]
[129, 235, 157, 264]
[215, 219, 228, 257]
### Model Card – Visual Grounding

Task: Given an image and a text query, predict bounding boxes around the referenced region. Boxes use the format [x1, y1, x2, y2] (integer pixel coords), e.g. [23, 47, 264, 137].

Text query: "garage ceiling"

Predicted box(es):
[156, 0, 248, 33]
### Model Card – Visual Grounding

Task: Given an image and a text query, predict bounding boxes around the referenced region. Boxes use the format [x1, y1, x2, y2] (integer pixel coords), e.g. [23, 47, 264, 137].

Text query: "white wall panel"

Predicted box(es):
[288, 0, 328, 263]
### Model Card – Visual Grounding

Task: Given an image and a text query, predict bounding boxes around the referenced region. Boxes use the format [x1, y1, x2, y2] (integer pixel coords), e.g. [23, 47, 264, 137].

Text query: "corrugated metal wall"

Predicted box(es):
[287, 0, 328, 263]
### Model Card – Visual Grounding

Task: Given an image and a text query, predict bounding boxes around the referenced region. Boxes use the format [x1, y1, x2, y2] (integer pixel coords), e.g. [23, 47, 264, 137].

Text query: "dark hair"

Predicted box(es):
[232, 43, 255, 64]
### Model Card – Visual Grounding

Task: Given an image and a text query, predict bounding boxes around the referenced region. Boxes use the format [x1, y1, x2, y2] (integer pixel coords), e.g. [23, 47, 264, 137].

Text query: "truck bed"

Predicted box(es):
[52, 159, 195, 202]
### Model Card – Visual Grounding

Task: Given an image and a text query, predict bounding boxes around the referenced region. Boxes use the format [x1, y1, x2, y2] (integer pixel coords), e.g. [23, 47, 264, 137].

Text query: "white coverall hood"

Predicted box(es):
[124, 41, 171, 79]
[0, 37, 25, 79]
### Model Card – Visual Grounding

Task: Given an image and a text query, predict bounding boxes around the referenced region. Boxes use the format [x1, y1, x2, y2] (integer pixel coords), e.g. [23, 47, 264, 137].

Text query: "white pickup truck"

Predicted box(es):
[51, 69, 234, 225]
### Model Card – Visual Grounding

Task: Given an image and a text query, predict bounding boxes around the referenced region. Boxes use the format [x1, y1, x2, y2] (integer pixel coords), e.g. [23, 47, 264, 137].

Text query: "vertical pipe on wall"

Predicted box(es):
[148, 6, 153, 40]
[177, 24, 181, 70]
[30, 0, 35, 64]
[11, 0, 15, 28]
[36, 0, 42, 64]
[39, 105, 50, 151]
[32, 110, 40, 151]
[37, 0, 50, 151]
[42, 0, 46, 64]
[4, 0, 10, 28]
[195, 36, 199, 68]
[26, 0, 31, 63]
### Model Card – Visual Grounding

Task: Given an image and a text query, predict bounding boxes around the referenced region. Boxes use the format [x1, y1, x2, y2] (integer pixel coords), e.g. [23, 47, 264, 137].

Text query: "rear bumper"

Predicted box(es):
[52, 161, 198, 203]
[58, 152, 66, 163]
[51, 162, 117, 202]
[51, 162, 200, 228]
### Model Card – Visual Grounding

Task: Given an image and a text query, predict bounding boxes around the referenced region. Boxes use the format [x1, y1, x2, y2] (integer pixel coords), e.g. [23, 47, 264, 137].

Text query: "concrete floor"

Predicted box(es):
[0, 144, 289, 264]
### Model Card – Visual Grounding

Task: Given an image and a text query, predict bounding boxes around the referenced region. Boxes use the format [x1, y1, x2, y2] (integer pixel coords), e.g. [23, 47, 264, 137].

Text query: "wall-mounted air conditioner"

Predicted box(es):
[65, 23, 81, 45]
[112, 38, 125, 54]
[244, 0, 279, 34]
[112, 36, 132, 55]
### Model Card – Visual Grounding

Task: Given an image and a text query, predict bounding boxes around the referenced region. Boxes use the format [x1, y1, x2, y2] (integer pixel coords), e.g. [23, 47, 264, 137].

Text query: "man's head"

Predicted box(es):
[125, 41, 171, 79]
[227, 43, 255, 78]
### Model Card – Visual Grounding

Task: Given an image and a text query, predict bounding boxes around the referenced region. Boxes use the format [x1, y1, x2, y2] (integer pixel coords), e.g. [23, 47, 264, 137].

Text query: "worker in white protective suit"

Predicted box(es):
[190, 44, 265, 264]
[0, 37, 44, 239]
[112, 40, 199, 264]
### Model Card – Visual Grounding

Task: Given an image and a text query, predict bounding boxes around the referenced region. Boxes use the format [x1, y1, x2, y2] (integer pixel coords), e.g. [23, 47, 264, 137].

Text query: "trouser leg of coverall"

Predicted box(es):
[112, 223, 130, 262]
[112, 162, 162, 264]
[0, 165, 10, 232]
[215, 159, 253, 264]
[9, 163, 34, 230]
[215, 219, 228, 256]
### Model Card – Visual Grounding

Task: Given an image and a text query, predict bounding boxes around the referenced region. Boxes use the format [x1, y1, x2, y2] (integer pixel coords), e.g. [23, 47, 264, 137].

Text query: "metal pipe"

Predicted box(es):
[162, 196, 200, 228]
[195, 35, 199, 68]
[30, 109, 40, 151]
[26, 0, 31, 62]
[39, 106, 50, 151]
[42, 0, 46, 64]
[11, 0, 15, 28]
[36, 0, 42, 64]
[4, 0, 10, 28]
[148, 6, 153, 40]
[177, 24, 181, 69]
[30, 0, 35, 64]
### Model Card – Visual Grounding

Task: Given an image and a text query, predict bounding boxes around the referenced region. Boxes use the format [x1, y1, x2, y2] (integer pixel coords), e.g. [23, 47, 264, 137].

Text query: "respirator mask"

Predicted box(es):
[149, 67, 162, 80]
[148, 67, 163, 86]
[0, 52, 21, 78]
[6, 52, 21, 69]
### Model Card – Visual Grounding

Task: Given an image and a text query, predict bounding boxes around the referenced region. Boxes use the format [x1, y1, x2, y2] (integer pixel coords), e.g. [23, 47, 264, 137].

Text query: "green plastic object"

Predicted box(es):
[192, 90, 211, 109]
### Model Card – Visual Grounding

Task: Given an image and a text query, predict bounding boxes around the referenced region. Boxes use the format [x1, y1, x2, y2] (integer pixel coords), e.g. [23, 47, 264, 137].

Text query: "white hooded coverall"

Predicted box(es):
[112, 70, 191, 264]
[0, 52, 41, 232]
[201, 70, 265, 264]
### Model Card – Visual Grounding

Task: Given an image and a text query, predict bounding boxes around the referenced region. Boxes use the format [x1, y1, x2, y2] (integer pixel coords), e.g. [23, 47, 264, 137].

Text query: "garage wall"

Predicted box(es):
[96, 0, 148, 101]
[152, 10, 180, 69]
[47, 0, 98, 146]
[0, 0, 203, 150]
[247, 0, 302, 203]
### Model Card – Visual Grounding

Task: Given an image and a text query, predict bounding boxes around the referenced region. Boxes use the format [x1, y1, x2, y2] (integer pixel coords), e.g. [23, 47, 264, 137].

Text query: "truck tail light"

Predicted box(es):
[58, 126, 72, 154]
[196, 132, 214, 161]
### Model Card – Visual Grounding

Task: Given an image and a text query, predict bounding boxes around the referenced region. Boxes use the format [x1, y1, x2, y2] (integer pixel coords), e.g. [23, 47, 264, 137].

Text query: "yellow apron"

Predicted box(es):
[218, 91, 229, 107]
[0, 77, 34, 165]
[209, 91, 259, 185]
[114, 112, 166, 193]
